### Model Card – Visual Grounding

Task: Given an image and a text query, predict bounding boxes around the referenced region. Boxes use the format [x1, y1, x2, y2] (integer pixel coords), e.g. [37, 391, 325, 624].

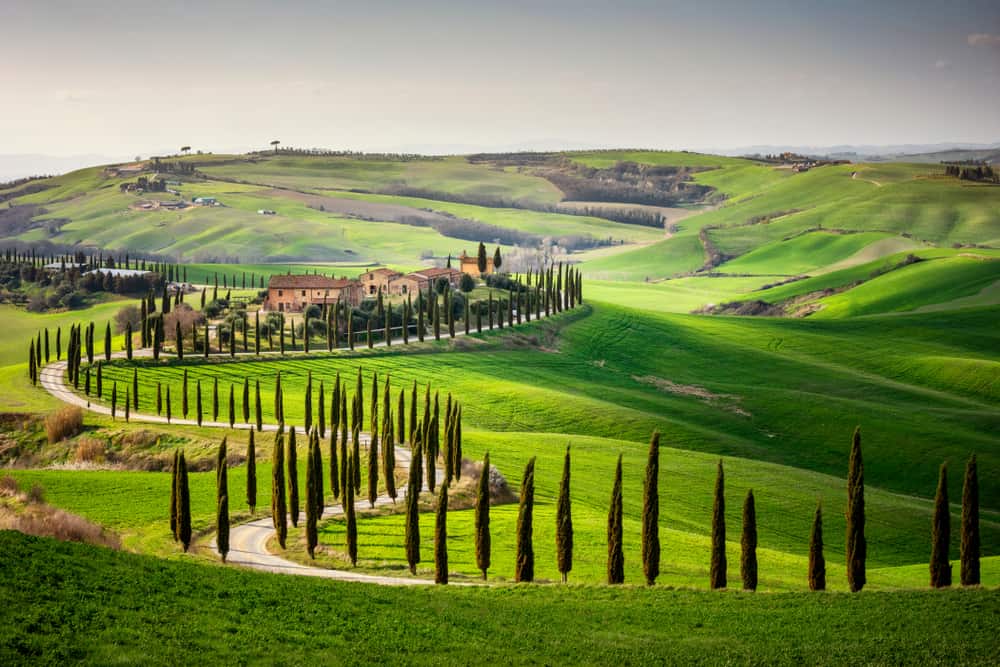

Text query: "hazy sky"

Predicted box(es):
[2, 0, 999, 157]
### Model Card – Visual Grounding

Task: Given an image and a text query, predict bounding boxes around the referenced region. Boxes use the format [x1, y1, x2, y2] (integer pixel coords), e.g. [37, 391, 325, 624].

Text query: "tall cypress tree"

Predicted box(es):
[182, 370, 189, 418]
[212, 377, 219, 422]
[255, 379, 262, 431]
[368, 418, 379, 508]
[409, 381, 418, 444]
[170, 449, 179, 540]
[930, 462, 952, 588]
[305, 432, 319, 559]
[475, 453, 492, 580]
[216, 437, 230, 562]
[228, 384, 235, 428]
[383, 416, 397, 502]
[435, 478, 449, 584]
[304, 372, 313, 432]
[710, 459, 727, 590]
[808, 501, 826, 591]
[397, 388, 406, 445]
[242, 377, 250, 424]
[339, 394, 349, 503]
[329, 424, 340, 501]
[961, 454, 980, 586]
[741, 489, 758, 591]
[196, 380, 203, 426]
[176, 450, 192, 551]
[556, 446, 573, 583]
[287, 426, 300, 528]
[317, 381, 325, 438]
[272, 429, 287, 549]
[352, 425, 361, 495]
[515, 457, 536, 583]
[246, 429, 257, 513]
[104, 321, 112, 361]
[642, 431, 660, 586]
[405, 438, 423, 575]
[846, 427, 866, 592]
[607, 454, 624, 585]
[345, 451, 358, 566]
[311, 428, 324, 512]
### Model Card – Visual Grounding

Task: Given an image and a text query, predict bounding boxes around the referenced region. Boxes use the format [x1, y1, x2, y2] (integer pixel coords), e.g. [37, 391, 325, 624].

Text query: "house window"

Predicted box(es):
[278, 290, 283, 297]
[279, 303, 284, 312]
[369, 285, 376, 295]
[401, 285, 407, 294]
[301, 290, 306, 296]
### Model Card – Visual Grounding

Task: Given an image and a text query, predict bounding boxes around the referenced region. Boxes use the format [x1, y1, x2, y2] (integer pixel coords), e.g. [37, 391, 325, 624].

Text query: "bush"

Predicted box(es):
[44, 406, 83, 444]
[460, 274, 475, 293]
[75, 437, 107, 463]
[115, 305, 141, 334]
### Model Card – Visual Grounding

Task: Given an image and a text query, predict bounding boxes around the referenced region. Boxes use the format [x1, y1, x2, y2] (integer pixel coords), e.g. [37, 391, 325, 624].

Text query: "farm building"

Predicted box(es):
[83, 268, 153, 278]
[459, 250, 494, 276]
[193, 196, 219, 206]
[388, 267, 463, 295]
[358, 267, 402, 297]
[264, 274, 362, 312]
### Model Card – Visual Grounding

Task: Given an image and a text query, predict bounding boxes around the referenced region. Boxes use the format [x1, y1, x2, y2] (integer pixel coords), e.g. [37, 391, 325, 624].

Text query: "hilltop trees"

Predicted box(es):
[642, 432, 660, 586]
[961, 454, 980, 586]
[475, 453, 492, 580]
[515, 457, 536, 583]
[556, 447, 572, 583]
[846, 427, 866, 592]
[930, 463, 951, 588]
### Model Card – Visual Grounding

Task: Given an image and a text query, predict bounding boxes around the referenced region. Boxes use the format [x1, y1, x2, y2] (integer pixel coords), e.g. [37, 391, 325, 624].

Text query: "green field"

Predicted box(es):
[3, 532, 999, 665]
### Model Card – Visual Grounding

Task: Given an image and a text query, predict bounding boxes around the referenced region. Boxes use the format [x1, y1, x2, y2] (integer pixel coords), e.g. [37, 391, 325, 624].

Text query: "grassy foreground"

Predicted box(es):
[2, 531, 998, 665]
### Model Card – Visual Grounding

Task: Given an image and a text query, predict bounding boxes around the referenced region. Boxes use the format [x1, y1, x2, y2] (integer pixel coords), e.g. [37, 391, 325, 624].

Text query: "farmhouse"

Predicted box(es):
[264, 274, 362, 312]
[358, 267, 403, 297]
[459, 250, 494, 276]
[389, 267, 463, 295]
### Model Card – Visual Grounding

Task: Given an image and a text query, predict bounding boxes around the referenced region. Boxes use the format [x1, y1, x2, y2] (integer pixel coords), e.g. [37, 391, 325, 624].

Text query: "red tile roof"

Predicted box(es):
[268, 274, 357, 289]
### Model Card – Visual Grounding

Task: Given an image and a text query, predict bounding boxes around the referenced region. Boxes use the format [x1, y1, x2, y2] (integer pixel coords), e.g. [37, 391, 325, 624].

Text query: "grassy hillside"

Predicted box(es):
[3, 532, 999, 665]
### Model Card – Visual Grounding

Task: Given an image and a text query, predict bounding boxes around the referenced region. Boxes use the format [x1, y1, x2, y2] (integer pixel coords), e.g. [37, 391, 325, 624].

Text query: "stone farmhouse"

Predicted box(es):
[358, 268, 403, 297]
[264, 274, 362, 312]
[388, 267, 463, 296]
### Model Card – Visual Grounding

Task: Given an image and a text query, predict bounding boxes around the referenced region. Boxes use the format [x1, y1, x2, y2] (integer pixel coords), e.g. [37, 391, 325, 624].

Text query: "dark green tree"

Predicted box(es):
[345, 452, 358, 566]
[255, 379, 263, 431]
[710, 459, 727, 589]
[809, 501, 826, 591]
[435, 479, 449, 584]
[228, 384, 235, 428]
[272, 429, 287, 549]
[305, 432, 319, 559]
[170, 449, 179, 540]
[212, 377, 219, 421]
[556, 446, 572, 583]
[405, 438, 423, 575]
[930, 463, 952, 588]
[475, 453, 491, 580]
[607, 454, 624, 585]
[961, 454, 980, 586]
[216, 437, 230, 562]
[642, 431, 660, 586]
[477, 241, 487, 274]
[846, 427, 866, 592]
[493, 246, 502, 272]
[515, 457, 536, 583]
[287, 426, 299, 528]
[176, 450, 192, 551]
[741, 489, 758, 591]
[246, 429, 257, 513]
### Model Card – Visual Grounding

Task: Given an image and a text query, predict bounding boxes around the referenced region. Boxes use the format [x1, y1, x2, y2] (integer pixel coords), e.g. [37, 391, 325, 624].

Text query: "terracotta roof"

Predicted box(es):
[412, 267, 462, 279]
[268, 274, 357, 289]
[362, 268, 401, 277]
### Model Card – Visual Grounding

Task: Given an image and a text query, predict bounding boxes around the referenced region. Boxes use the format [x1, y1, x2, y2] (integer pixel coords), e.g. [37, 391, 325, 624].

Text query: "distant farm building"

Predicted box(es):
[264, 274, 362, 312]
[257, 209, 277, 215]
[83, 268, 153, 278]
[459, 250, 494, 276]
[193, 197, 220, 206]
[388, 267, 463, 296]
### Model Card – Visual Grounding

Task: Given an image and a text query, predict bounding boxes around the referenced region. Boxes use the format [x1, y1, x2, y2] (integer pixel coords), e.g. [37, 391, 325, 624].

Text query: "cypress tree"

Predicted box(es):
[104, 322, 111, 361]
[305, 432, 319, 559]
[607, 454, 624, 585]
[340, 394, 349, 502]
[165, 385, 172, 423]
[125, 322, 133, 360]
[846, 427, 866, 592]
[435, 479, 449, 584]
[409, 381, 418, 444]
[228, 383, 235, 428]
[808, 501, 826, 591]
[405, 437, 423, 575]
[312, 428, 324, 512]
[642, 431, 660, 586]
[28, 342, 35, 385]
[741, 489, 758, 591]
[204, 322, 210, 357]
[111, 382, 118, 420]
[170, 449, 179, 540]
[515, 457, 536, 583]
[304, 372, 313, 431]
[287, 427, 299, 528]
[182, 370, 189, 418]
[212, 377, 219, 421]
[175, 320, 183, 359]
[368, 420, 379, 508]
[242, 377, 250, 424]
[382, 415, 397, 502]
[274, 372, 283, 423]
[329, 423, 340, 501]
[255, 311, 261, 355]
[930, 463, 952, 588]
[318, 381, 325, 438]
[332, 373, 341, 439]
[132, 369, 139, 410]
[125, 388, 130, 422]
[345, 451, 358, 566]
[176, 450, 192, 551]
[156, 382, 162, 414]
[272, 429, 287, 549]
[556, 446, 573, 583]
[44, 328, 50, 363]
[352, 425, 361, 494]
[397, 388, 406, 445]
[710, 459, 727, 589]
[246, 429, 257, 513]
[216, 437, 230, 562]
[196, 380, 203, 426]
[254, 379, 262, 431]
[961, 454, 980, 586]
[474, 452, 492, 580]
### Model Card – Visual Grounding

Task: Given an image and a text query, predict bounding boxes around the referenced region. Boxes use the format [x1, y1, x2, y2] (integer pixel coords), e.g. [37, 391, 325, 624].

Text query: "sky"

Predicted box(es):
[1, 0, 999, 160]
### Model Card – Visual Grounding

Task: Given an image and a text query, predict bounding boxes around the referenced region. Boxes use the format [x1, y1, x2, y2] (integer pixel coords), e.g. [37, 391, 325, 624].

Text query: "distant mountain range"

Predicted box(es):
[712, 142, 1000, 162]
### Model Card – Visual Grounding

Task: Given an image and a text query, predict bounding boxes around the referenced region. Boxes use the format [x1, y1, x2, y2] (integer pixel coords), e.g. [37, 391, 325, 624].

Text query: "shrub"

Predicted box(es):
[28, 483, 45, 504]
[44, 406, 83, 443]
[75, 437, 107, 463]
[114, 305, 141, 334]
